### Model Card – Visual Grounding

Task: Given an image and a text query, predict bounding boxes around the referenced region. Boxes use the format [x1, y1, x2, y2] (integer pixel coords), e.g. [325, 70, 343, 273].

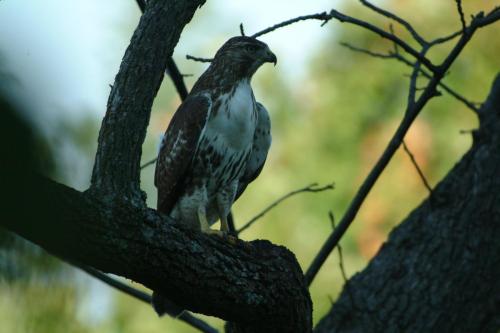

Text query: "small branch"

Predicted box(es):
[237, 183, 334, 235]
[240, 23, 245, 36]
[186, 54, 213, 63]
[360, 0, 427, 46]
[69, 261, 219, 333]
[407, 47, 428, 108]
[339, 42, 393, 59]
[166, 58, 189, 101]
[327, 211, 354, 307]
[402, 140, 433, 194]
[339, 42, 480, 112]
[251, 12, 333, 38]
[428, 29, 462, 46]
[141, 157, 157, 170]
[327, 9, 437, 72]
[305, 8, 500, 287]
[455, 0, 467, 32]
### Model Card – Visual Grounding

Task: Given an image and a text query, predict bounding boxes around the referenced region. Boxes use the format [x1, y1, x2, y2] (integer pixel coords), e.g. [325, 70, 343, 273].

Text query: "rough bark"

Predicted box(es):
[90, 0, 204, 204]
[315, 74, 500, 333]
[0, 1, 313, 330]
[1, 175, 312, 332]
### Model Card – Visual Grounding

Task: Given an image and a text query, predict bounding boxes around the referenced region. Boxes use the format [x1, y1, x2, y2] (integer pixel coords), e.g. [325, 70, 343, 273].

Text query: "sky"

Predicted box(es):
[0, 0, 335, 128]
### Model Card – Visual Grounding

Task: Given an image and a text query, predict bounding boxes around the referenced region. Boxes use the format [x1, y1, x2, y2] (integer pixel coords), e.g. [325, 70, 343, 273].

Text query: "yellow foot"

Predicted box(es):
[201, 228, 225, 237]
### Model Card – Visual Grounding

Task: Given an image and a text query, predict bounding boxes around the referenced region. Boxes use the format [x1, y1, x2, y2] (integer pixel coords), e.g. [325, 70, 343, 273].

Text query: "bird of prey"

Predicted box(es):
[154, 36, 275, 235]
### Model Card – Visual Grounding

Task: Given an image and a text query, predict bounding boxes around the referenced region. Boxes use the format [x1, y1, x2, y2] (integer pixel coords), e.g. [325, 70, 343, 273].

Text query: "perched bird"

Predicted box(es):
[154, 36, 275, 235]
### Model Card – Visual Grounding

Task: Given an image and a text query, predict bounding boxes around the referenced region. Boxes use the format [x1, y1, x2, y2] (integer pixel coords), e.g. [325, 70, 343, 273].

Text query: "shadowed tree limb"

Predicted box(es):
[135, 0, 188, 100]
[315, 73, 500, 333]
[339, 42, 481, 112]
[237, 183, 334, 235]
[402, 140, 432, 194]
[89, 0, 204, 203]
[71, 262, 218, 333]
[305, 8, 500, 286]
[1, 175, 311, 333]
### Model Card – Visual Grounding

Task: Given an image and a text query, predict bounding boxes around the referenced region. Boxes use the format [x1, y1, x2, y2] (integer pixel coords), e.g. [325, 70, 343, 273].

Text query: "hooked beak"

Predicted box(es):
[264, 48, 277, 66]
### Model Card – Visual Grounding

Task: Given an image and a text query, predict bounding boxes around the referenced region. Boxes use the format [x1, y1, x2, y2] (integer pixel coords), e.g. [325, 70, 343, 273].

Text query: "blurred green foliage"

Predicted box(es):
[1, 0, 499, 332]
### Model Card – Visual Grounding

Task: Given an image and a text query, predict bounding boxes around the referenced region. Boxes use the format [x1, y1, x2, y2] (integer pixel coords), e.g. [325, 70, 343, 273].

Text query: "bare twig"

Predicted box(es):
[252, 9, 436, 72]
[339, 42, 480, 112]
[455, 0, 467, 32]
[252, 12, 334, 38]
[305, 8, 500, 287]
[407, 47, 428, 108]
[186, 54, 213, 63]
[360, 0, 427, 46]
[141, 157, 157, 170]
[339, 42, 393, 59]
[327, 211, 354, 307]
[240, 23, 245, 36]
[67, 259, 218, 333]
[327, 9, 436, 72]
[237, 182, 335, 235]
[402, 140, 433, 193]
[428, 29, 462, 46]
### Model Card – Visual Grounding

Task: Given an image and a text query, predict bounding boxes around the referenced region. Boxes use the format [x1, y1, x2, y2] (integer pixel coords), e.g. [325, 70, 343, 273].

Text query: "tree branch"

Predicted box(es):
[251, 12, 334, 38]
[1, 176, 312, 332]
[305, 8, 500, 286]
[315, 73, 500, 333]
[339, 42, 480, 112]
[135, 0, 189, 100]
[237, 183, 334, 235]
[90, 0, 204, 203]
[186, 54, 213, 63]
[402, 140, 432, 194]
[359, 0, 427, 46]
[73, 263, 218, 333]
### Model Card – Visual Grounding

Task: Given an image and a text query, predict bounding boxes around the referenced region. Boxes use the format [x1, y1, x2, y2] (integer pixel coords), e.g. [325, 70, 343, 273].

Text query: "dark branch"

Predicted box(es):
[250, 9, 434, 72]
[315, 73, 500, 333]
[237, 183, 334, 235]
[141, 157, 157, 170]
[305, 8, 500, 286]
[90, 0, 204, 203]
[251, 12, 334, 38]
[74, 263, 218, 333]
[2, 176, 312, 332]
[339, 42, 480, 112]
[166, 58, 189, 100]
[239, 23, 245, 36]
[402, 140, 433, 194]
[407, 47, 428, 108]
[455, 0, 467, 32]
[186, 54, 213, 63]
[136, 0, 188, 100]
[360, 0, 427, 46]
[134, 1, 190, 99]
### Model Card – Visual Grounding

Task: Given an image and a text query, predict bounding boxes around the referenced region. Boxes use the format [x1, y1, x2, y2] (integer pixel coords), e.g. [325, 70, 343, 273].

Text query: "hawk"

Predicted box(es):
[154, 36, 275, 235]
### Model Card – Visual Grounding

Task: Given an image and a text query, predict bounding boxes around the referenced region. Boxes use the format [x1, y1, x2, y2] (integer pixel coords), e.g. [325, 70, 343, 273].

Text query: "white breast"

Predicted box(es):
[207, 80, 256, 150]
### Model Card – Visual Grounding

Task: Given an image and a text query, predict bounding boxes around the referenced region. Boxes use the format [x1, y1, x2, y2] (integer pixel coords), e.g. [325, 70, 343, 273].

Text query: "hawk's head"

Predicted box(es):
[213, 36, 277, 78]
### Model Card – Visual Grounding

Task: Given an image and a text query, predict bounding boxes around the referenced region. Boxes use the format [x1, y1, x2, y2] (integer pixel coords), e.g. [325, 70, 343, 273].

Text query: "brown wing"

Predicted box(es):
[154, 94, 211, 214]
[235, 102, 272, 201]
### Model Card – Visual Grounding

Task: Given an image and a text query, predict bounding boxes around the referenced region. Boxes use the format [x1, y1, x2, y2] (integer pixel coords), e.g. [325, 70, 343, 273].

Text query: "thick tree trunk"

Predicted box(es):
[1, 175, 312, 332]
[315, 74, 500, 333]
[89, 0, 204, 204]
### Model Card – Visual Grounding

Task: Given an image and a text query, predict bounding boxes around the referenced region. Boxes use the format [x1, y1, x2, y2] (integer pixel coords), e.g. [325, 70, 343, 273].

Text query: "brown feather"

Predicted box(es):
[154, 94, 210, 214]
